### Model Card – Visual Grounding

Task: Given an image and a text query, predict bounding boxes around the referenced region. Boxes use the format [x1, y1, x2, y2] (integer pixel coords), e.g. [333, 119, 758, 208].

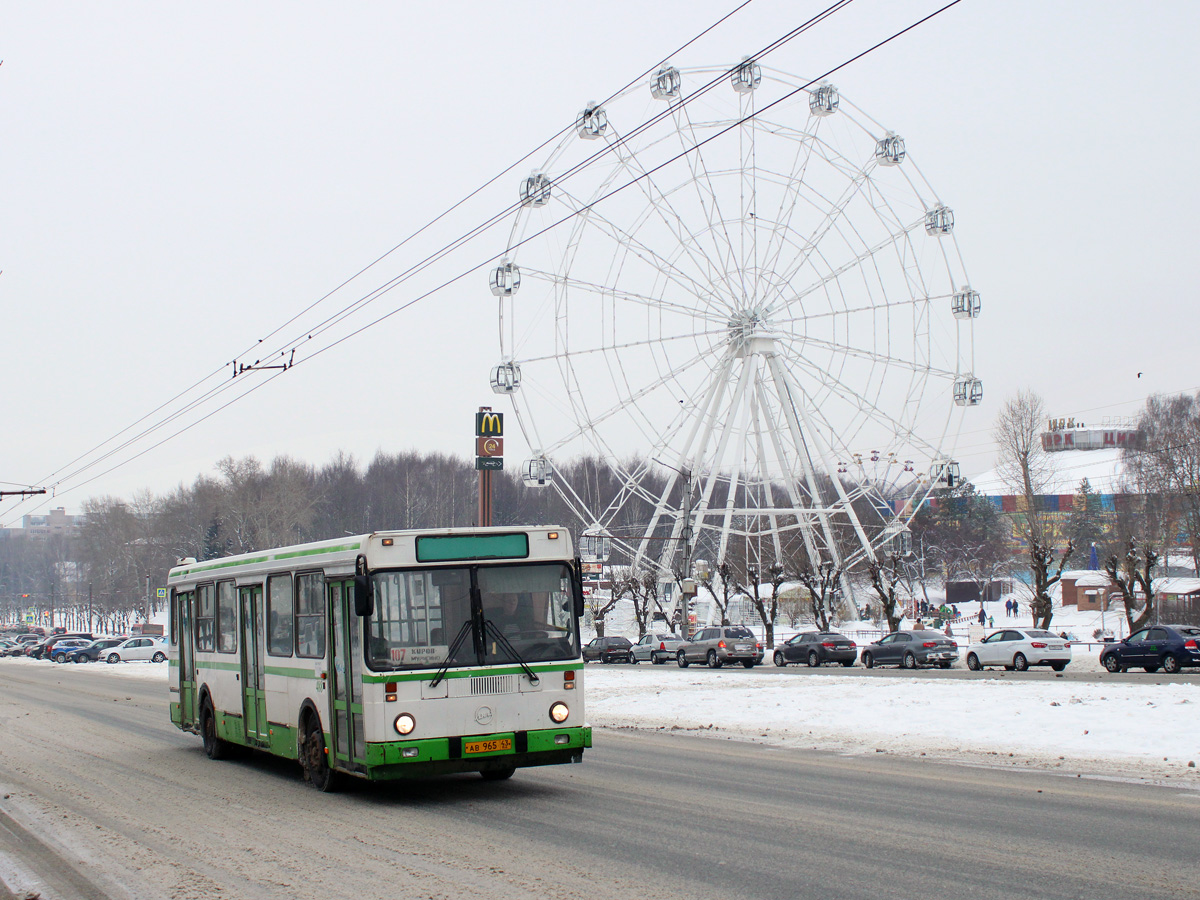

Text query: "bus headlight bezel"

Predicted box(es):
[549, 701, 569, 723]
[394, 712, 416, 735]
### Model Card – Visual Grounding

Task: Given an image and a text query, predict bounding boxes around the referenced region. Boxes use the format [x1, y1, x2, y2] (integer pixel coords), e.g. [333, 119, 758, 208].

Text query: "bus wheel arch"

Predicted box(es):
[299, 702, 338, 792]
[199, 690, 232, 761]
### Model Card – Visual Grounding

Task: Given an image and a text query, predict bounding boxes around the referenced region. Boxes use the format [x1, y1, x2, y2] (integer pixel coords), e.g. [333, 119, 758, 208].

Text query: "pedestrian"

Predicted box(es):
[988, 615, 994, 628]
[977, 606, 986, 626]
[943, 622, 953, 637]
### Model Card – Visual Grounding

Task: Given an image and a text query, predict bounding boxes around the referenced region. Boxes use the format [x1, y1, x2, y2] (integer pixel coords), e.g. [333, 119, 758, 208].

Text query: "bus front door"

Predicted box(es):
[177, 589, 197, 731]
[239, 585, 269, 746]
[328, 580, 365, 772]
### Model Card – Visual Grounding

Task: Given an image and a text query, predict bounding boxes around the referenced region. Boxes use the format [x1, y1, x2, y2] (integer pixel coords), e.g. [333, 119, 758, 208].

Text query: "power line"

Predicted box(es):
[6, 0, 965, 522]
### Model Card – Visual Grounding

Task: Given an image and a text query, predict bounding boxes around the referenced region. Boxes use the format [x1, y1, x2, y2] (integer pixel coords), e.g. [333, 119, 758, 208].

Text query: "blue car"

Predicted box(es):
[63, 637, 127, 664]
[1100, 624, 1200, 674]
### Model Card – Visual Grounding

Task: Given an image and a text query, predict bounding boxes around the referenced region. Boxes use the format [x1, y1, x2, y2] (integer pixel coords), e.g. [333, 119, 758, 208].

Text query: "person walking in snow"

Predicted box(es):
[977, 606, 986, 626]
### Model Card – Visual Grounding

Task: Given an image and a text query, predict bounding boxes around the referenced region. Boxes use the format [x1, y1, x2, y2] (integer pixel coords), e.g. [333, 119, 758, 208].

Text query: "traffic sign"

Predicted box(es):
[476, 457, 503, 470]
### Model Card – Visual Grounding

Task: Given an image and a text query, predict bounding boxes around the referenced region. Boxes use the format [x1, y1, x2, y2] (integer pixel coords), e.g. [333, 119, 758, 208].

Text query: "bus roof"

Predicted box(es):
[167, 525, 574, 582]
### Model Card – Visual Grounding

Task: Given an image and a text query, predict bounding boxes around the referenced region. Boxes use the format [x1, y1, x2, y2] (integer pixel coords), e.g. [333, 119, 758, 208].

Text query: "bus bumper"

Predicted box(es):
[362, 725, 592, 780]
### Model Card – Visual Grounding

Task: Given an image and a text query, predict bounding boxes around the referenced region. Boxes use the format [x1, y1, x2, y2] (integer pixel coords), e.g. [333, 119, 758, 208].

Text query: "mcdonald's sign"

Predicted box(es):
[476, 411, 503, 437]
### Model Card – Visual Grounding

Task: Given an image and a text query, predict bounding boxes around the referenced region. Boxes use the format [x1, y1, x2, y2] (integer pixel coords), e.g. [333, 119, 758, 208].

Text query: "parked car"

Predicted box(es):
[103, 636, 168, 664]
[582, 636, 634, 664]
[965, 628, 1071, 672]
[773, 631, 857, 667]
[860, 630, 958, 669]
[26, 633, 94, 660]
[630, 632, 685, 664]
[50, 639, 94, 663]
[1099, 625, 1200, 674]
[64, 637, 128, 664]
[676, 626, 764, 669]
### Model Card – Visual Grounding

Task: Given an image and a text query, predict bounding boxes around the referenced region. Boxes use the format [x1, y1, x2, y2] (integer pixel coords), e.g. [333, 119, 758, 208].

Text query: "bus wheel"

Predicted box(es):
[302, 717, 338, 792]
[201, 700, 231, 761]
[481, 766, 516, 781]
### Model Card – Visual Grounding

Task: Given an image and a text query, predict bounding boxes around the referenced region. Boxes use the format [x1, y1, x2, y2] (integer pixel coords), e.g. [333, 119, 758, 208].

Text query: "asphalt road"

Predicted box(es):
[1, 664, 1198, 900]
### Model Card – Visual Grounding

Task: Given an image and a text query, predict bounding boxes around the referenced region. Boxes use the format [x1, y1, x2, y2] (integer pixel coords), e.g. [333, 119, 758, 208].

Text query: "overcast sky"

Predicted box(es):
[2, 0, 1197, 524]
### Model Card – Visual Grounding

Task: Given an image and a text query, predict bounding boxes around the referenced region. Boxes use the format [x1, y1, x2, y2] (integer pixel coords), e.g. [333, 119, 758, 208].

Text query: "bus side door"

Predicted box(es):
[328, 579, 365, 772]
[239, 584, 269, 745]
[177, 588, 197, 731]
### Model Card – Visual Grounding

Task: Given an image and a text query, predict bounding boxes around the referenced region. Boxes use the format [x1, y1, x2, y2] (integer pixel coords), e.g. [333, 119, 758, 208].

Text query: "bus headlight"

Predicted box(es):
[549, 701, 569, 723]
[394, 713, 416, 735]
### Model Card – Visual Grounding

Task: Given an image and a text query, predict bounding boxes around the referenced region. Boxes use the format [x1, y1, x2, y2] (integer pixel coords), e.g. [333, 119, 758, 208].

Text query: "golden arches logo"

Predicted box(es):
[476, 412, 503, 436]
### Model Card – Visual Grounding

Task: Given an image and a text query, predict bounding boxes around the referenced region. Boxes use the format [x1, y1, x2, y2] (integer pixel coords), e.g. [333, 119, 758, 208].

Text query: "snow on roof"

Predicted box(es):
[1072, 571, 1112, 587]
[969, 447, 1125, 495]
[1155, 577, 1200, 595]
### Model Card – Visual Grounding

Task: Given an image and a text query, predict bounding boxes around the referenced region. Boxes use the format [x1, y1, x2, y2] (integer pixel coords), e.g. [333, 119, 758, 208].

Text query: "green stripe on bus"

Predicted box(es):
[361, 662, 581, 683]
[168, 541, 363, 578]
[196, 660, 241, 672]
[263, 666, 321, 679]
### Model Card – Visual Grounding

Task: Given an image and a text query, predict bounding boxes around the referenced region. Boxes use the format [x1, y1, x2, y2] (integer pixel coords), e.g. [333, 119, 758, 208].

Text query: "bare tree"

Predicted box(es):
[793, 560, 843, 632]
[865, 554, 908, 633]
[1123, 391, 1200, 570]
[994, 390, 1073, 627]
[735, 563, 786, 650]
[698, 562, 738, 626]
[610, 564, 664, 638]
[1103, 539, 1159, 632]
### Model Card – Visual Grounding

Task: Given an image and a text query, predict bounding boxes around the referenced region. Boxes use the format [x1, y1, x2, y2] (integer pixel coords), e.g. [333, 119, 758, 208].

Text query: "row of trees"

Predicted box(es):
[5, 389, 1198, 636]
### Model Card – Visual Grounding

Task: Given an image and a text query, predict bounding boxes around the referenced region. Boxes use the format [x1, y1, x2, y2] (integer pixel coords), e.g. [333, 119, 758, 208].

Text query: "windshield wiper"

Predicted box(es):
[429, 620, 474, 688]
[483, 619, 540, 686]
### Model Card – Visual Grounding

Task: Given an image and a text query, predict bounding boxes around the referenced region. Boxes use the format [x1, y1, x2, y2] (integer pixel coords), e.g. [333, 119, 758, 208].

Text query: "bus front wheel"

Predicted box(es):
[481, 766, 516, 781]
[302, 717, 338, 792]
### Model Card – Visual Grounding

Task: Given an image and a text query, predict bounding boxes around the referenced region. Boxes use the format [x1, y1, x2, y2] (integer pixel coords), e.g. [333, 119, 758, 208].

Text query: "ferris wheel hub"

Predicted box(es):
[727, 308, 776, 357]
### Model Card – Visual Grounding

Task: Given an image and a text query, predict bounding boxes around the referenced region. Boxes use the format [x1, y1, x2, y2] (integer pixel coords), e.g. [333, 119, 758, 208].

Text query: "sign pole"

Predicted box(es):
[475, 407, 504, 527]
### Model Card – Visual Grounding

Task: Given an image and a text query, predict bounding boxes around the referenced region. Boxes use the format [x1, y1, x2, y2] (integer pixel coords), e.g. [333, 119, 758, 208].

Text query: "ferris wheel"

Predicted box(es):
[490, 61, 981, 588]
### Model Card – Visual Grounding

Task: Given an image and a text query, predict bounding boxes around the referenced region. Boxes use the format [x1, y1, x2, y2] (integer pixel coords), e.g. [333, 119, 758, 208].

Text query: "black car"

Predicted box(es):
[64, 637, 127, 663]
[860, 630, 958, 669]
[1100, 624, 1200, 674]
[583, 636, 634, 663]
[773, 631, 857, 667]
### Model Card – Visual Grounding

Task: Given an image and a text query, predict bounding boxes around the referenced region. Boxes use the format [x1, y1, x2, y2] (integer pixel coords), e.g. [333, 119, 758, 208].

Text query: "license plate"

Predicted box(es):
[465, 738, 512, 754]
[735, 644, 751, 651]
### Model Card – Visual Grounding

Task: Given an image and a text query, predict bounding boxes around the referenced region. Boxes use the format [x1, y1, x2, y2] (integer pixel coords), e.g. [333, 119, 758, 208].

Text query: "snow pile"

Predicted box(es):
[586, 666, 1199, 779]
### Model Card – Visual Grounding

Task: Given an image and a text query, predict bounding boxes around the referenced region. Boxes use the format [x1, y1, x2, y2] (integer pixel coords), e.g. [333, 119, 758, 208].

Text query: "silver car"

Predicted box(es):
[630, 632, 685, 665]
[676, 625, 763, 669]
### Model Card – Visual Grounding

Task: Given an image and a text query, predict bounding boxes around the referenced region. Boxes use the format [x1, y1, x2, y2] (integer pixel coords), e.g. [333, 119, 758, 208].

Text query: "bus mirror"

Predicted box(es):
[354, 575, 373, 617]
[574, 590, 585, 619]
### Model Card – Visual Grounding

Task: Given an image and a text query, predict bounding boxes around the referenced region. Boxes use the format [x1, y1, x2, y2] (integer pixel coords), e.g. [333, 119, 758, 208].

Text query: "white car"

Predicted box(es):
[965, 628, 1071, 672]
[103, 636, 167, 664]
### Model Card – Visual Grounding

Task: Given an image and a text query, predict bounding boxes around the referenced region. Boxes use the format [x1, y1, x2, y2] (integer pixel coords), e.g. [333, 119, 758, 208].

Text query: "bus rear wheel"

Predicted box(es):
[302, 717, 338, 792]
[201, 700, 231, 761]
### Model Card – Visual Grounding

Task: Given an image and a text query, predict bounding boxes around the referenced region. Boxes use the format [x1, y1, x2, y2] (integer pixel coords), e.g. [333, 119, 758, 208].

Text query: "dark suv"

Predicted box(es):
[676, 626, 763, 668]
[1100, 624, 1200, 674]
[583, 636, 634, 664]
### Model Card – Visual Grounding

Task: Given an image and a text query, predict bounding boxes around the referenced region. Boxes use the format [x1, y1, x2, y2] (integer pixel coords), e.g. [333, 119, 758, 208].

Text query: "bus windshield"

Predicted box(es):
[366, 563, 579, 671]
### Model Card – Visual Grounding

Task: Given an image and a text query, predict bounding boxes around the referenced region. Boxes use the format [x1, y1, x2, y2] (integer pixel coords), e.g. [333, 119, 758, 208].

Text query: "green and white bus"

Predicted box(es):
[167, 526, 590, 789]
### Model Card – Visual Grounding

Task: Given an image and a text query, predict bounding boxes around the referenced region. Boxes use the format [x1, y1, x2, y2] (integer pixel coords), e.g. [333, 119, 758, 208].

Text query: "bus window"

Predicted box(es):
[479, 564, 577, 664]
[267, 574, 293, 657]
[196, 584, 216, 652]
[217, 581, 237, 653]
[295, 573, 325, 658]
[367, 569, 466, 669]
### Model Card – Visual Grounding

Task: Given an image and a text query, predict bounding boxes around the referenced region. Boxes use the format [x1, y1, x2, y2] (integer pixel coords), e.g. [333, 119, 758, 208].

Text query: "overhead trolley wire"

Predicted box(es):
[8, 0, 968, 521]
[7, 0, 769, 521]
